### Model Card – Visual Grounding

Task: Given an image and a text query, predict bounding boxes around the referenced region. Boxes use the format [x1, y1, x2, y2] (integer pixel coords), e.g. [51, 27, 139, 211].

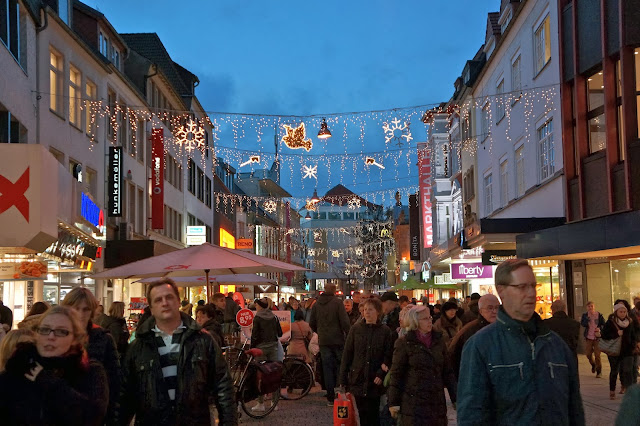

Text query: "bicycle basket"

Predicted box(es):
[254, 360, 283, 395]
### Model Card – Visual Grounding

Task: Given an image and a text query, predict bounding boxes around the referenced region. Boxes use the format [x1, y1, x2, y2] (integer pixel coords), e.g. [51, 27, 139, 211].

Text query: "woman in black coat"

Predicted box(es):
[388, 305, 457, 426]
[0, 305, 108, 425]
[102, 301, 130, 357]
[602, 301, 639, 399]
[339, 298, 393, 426]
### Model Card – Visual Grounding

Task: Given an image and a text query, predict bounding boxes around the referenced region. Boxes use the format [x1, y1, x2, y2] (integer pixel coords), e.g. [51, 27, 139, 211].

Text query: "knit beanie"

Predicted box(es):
[613, 303, 626, 313]
[442, 301, 458, 312]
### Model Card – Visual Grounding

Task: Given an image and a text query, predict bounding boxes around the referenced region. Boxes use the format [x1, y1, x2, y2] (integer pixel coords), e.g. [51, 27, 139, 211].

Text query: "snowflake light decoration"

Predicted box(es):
[347, 196, 361, 210]
[282, 123, 313, 151]
[367, 224, 374, 233]
[313, 231, 322, 243]
[263, 200, 277, 214]
[302, 164, 318, 180]
[331, 250, 340, 258]
[308, 248, 316, 257]
[382, 117, 413, 147]
[175, 119, 205, 151]
[355, 247, 364, 256]
[345, 269, 351, 276]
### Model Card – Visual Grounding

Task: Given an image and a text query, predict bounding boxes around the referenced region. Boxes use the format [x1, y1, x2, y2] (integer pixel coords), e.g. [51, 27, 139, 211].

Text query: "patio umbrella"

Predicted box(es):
[90, 242, 306, 299]
[134, 274, 276, 287]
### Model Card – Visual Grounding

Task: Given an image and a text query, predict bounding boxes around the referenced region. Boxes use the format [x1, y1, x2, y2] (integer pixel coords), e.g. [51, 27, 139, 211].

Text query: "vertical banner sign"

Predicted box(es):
[409, 194, 420, 260]
[151, 128, 164, 229]
[108, 147, 122, 217]
[418, 143, 433, 248]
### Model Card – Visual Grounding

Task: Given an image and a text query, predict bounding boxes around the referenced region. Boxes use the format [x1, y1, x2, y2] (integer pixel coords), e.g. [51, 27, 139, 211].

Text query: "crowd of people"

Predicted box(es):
[0, 258, 637, 425]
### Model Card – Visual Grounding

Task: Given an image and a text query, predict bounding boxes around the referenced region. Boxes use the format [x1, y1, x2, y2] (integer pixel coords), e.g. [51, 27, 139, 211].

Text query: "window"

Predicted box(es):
[534, 15, 551, 75]
[85, 80, 96, 138]
[496, 79, 505, 122]
[0, 103, 27, 143]
[500, 8, 512, 33]
[343, 212, 355, 220]
[500, 160, 508, 207]
[112, 47, 120, 69]
[587, 70, 605, 153]
[68, 65, 81, 128]
[85, 167, 97, 197]
[188, 159, 196, 194]
[484, 173, 493, 216]
[1, 0, 26, 68]
[515, 145, 525, 197]
[463, 166, 475, 201]
[197, 167, 204, 201]
[49, 48, 63, 114]
[128, 182, 136, 227]
[481, 103, 490, 141]
[69, 158, 82, 182]
[107, 88, 116, 140]
[511, 55, 521, 94]
[328, 212, 341, 220]
[57, 0, 69, 24]
[205, 176, 212, 208]
[49, 147, 64, 165]
[137, 187, 144, 234]
[136, 119, 144, 162]
[99, 31, 108, 57]
[538, 119, 555, 181]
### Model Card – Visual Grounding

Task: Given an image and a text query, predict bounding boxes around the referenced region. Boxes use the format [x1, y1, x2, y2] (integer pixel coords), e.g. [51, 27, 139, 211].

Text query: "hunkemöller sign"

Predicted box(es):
[108, 147, 122, 217]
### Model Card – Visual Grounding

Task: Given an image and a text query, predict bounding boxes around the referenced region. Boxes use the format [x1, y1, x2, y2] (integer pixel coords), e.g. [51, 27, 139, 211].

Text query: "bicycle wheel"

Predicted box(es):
[280, 358, 314, 400]
[239, 380, 279, 419]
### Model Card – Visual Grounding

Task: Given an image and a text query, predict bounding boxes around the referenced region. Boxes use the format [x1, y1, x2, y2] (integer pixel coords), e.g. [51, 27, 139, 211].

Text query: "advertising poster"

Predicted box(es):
[274, 310, 292, 341]
[0, 259, 47, 280]
[151, 128, 164, 229]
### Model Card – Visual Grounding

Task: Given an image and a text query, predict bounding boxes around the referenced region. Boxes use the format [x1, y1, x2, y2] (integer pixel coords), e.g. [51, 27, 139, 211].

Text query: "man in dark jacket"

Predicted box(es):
[195, 303, 225, 348]
[449, 294, 499, 378]
[0, 300, 12, 331]
[460, 293, 481, 325]
[380, 291, 401, 330]
[117, 279, 235, 425]
[544, 299, 581, 357]
[223, 292, 240, 334]
[310, 283, 351, 405]
[457, 259, 585, 426]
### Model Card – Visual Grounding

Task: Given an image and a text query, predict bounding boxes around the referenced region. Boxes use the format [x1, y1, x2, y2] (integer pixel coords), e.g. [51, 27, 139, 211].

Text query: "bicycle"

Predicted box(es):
[280, 343, 316, 401]
[225, 340, 280, 419]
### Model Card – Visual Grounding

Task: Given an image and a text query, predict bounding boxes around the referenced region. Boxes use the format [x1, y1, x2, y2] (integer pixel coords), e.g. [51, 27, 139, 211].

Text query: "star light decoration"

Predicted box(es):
[263, 200, 277, 214]
[382, 117, 413, 147]
[302, 164, 318, 180]
[175, 119, 205, 151]
[347, 196, 361, 210]
[355, 247, 364, 256]
[331, 250, 340, 258]
[282, 123, 313, 151]
[308, 248, 316, 257]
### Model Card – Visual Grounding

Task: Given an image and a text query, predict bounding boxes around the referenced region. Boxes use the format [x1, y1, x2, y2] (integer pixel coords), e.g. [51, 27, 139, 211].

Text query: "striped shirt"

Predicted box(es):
[153, 322, 187, 401]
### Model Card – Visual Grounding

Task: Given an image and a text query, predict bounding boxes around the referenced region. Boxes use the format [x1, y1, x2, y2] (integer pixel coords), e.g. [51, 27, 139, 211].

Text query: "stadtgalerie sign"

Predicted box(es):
[450, 262, 494, 280]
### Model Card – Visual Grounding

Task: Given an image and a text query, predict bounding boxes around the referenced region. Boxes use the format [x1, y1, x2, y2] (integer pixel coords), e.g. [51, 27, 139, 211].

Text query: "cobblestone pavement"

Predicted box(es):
[231, 355, 625, 425]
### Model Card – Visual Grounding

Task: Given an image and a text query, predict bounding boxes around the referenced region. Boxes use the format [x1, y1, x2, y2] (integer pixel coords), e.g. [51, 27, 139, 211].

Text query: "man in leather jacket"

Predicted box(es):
[116, 279, 235, 425]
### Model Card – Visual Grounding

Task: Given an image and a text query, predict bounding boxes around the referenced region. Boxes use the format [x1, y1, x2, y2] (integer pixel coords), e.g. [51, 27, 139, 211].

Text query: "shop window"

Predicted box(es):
[538, 119, 555, 181]
[49, 48, 63, 115]
[534, 15, 551, 75]
[68, 65, 81, 128]
[611, 259, 640, 304]
[587, 70, 605, 153]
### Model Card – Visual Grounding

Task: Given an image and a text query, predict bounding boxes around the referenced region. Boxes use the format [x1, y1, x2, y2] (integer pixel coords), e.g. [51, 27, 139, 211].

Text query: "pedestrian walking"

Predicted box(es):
[460, 293, 481, 325]
[457, 258, 585, 425]
[17, 301, 49, 331]
[449, 294, 499, 378]
[581, 300, 606, 378]
[338, 297, 393, 426]
[544, 299, 580, 356]
[0, 306, 108, 425]
[287, 310, 312, 362]
[102, 301, 130, 357]
[602, 301, 639, 399]
[380, 291, 401, 330]
[0, 329, 36, 371]
[388, 305, 457, 425]
[251, 297, 283, 362]
[309, 283, 351, 405]
[62, 287, 121, 424]
[195, 303, 224, 347]
[0, 299, 13, 331]
[223, 292, 241, 334]
[115, 278, 235, 425]
[93, 304, 109, 327]
[433, 301, 462, 348]
[344, 298, 361, 325]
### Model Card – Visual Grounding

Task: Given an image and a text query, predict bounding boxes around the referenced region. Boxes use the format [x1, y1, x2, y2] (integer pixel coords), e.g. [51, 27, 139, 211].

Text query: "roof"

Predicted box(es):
[120, 33, 198, 105]
[73, 1, 128, 51]
[321, 184, 379, 210]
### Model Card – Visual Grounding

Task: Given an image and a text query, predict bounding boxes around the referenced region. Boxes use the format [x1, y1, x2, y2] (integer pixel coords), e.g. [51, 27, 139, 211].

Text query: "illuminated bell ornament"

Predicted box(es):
[382, 117, 413, 147]
[282, 123, 313, 151]
[175, 119, 205, 151]
[317, 118, 332, 139]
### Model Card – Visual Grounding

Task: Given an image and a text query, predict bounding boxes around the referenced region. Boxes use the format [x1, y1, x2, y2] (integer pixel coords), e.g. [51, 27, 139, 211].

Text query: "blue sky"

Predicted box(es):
[86, 0, 498, 203]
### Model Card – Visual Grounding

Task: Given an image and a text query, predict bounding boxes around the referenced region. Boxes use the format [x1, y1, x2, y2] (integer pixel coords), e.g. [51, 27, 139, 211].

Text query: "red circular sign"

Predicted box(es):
[236, 308, 254, 327]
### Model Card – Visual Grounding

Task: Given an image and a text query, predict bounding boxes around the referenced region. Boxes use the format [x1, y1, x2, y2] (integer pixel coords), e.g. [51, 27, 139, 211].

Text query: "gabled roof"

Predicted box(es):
[73, 0, 127, 51]
[321, 184, 379, 210]
[120, 33, 197, 106]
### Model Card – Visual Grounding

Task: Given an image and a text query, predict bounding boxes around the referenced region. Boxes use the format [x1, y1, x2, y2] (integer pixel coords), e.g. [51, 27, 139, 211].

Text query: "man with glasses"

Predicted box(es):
[457, 259, 584, 426]
[448, 294, 500, 379]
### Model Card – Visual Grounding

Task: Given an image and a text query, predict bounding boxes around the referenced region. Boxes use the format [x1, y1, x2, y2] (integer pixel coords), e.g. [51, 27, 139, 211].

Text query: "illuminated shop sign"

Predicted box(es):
[44, 228, 98, 263]
[81, 193, 103, 229]
[108, 147, 122, 217]
[450, 262, 493, 280]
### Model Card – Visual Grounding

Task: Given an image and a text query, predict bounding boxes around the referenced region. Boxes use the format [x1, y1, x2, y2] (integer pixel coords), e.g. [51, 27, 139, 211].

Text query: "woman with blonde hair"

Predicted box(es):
[388, 305, 457, 425]
[62, 288, 120, 422]
[0, 329, 36, 371]
[0, 306, 108, 425]
[102, 301, 130, 357]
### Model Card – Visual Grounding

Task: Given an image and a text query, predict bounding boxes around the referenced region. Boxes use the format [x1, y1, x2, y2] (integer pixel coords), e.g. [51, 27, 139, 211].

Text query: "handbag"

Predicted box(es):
[599, 337, 621, 356]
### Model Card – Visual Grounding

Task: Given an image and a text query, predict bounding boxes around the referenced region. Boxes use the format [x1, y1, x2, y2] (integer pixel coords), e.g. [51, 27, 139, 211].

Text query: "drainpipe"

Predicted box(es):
[35, 7, 49, 145]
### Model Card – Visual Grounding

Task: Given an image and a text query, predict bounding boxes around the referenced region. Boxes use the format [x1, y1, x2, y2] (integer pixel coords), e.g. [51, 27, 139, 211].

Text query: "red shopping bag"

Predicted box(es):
[333, 391, 360, 426]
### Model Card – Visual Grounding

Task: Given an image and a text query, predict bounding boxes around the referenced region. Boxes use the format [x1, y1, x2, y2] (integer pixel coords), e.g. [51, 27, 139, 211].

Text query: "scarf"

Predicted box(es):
[616, 317, 630, 329]
[416, 330, 433, 349]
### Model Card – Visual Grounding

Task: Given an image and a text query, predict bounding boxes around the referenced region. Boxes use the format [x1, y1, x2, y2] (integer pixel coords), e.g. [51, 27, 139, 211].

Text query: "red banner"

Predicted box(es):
[151, 128, 164, 229]
[418, 143, 432, 248]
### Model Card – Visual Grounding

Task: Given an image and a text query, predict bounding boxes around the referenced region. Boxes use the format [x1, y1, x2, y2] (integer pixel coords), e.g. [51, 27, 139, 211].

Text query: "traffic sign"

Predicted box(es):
[236, 308, 254, 327]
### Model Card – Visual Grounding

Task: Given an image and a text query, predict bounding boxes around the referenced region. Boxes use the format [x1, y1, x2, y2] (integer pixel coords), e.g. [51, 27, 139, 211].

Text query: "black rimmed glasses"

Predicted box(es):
[508, 283, 537, 291]
[37, 327, 71, 337]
